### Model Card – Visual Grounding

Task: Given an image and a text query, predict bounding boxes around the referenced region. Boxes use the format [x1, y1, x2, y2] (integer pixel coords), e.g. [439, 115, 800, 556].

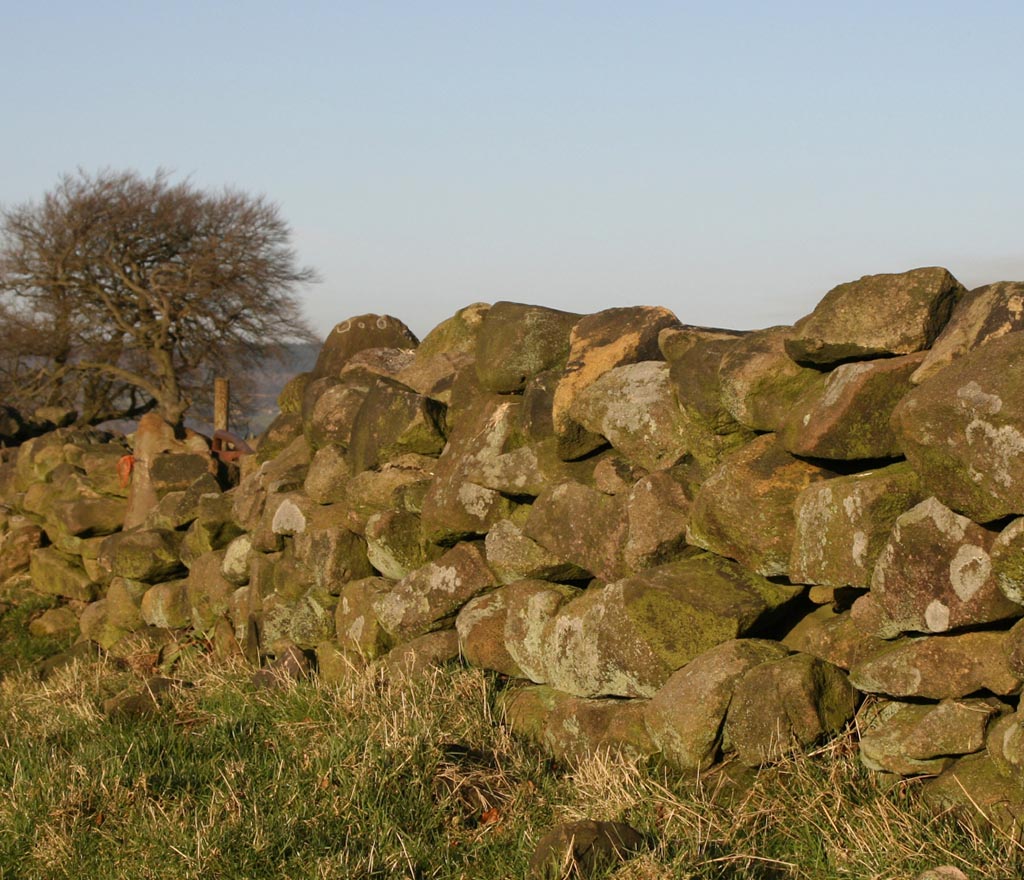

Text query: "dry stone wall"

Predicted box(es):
[5, 268, 1024, 823]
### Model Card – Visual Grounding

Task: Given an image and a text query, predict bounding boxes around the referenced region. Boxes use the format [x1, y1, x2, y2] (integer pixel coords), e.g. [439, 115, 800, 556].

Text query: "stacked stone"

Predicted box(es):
[6, 267, 1024, 823]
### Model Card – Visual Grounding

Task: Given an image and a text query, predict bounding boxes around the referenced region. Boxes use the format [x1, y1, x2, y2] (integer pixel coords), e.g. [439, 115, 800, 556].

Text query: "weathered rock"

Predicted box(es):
[420, 394, 517, 543]
[302, 444, 351, 504]
[455, 589, 524, 677]
[304, 381, 366, 451]
[346, 378, 447, 473]
[544, 554, 802, 698]
[993, 517, 1024, 607]
[29, 546, 98, 601]
[524, 481, 628, 582]
[568, 361, 689, 471]
[310, 314, 418, 381]
[785, 267, 964, 366]
[719, 326, 824, 432]
[338, 347, 417, 390]
[553, 306, 680, 459]
[394, 349, 474, 405]
[723, 652, 859, 766]
[149, 453, 215, 495]
[384, 629, 460, 679]
[0, 522, 43, 582]
[364, 509, 433, 579]
[543, 696, 656, 763]
[28, 606, 79, 638]
[373, 542, 496, 641]
[779, 354, 924, 460]
[528, 819, 646, 880]
[50, 495, 128, 538]
[98, 528, 184, 583]
[782, 606, 890, 671]
[78, 599, 131, 649]
[850, 631, 1021, 699]
[268, 492, 316, 536]
[645, 639, 790, 770]
[790, 463, 925, 588]
[913, 281, 1024, 384]
[186, 550, 236, 631]
[474, 301, 580, 393]
[335, 577, 393, 659]
[140, 579, 191, 629]
[467, 438, 593, 499]
[344, 454, 437, 526]
[859, 698, 1002, 776]
[687, 434, 835, 577]
[221, 534, 253, 586]
[503, 580, 582, 683]
[891, 331, 1024, 523]
[417, 303, 490, 359]
[922, 752, 1024, 834]
[624, 471, 694, 572]
[871, 497, 1018, 634]
[293, 504, 374, 593]
[262, 593, 336, 650]
[277, 371, 309, 414]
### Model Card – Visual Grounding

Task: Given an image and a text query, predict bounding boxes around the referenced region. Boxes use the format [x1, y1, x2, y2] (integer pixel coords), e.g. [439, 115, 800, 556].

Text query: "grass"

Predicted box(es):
[0, 639, 1021, 880]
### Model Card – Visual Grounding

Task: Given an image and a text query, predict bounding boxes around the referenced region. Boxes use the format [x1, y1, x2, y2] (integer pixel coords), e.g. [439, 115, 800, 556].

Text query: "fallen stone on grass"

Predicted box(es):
[528, 819, 647, 880]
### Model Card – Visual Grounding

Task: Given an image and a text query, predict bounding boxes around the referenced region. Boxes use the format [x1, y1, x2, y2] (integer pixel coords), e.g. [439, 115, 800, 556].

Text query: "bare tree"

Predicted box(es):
[0, 169, 318, 426]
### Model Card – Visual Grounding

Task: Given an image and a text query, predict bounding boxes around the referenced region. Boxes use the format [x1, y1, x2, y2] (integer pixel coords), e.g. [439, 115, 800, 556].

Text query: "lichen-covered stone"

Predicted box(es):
[687, 434, 835, 577]
[0, 522, 43, 582]
[335, 577, 393, 659]
[719, 326, 824, 432]
[364, 509, 434, 579]
[383, 629, 460, 679]
[913, 281, 1024, 384]
[140, 579, 191, 629]
[185, 550, 236, 632]
[871, 497, 1019, 634]
[528, 819, 646, 880]
[304, 382, 366, 451]
[790, 463, 925, 588]
[644, 639, 790, 770]
[292, 504, 374, 593]
[850, 631, 1021, 699]
[98, 528, 184, 583]
[455, 588, 524, 677]
[544, 554, 802, 698]
[568, 361, 689, 471]
[785, 267, 964, 366]
[891, 331, 1024, 523]
[922, 753, 1024, 834]
[723, 652, 859, 766]
[552, 306, 681, 459]
[417, 303, 490, 359]
[859, 698, 1003, 776]
[474, 301, 580, 393]
[302, 444, 351, 504]
[29, 546, 99, 601]
[502, 579, 582, 683]
[373, 542, 496, 641]
[542, 696, 656, 763]
[221, 534, 253, 586]
[779, 353, 924, 460]
[310, 314, 419, 381]
[347, 378, 447, 474]
[524, 481, 628, 581]
[50, 495, 128, 538]
[993, 518, 1024, 607]
[782, 606, 890, 671]
[467, 438, 594, 499]
[624, 471, 694, 572]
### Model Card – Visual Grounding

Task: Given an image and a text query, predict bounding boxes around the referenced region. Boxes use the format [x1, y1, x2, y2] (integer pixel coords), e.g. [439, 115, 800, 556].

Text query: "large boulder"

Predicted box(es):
[309, 314, 418, 381]
[785, 267, 964, 366]
[891, 331, 1024, 523]
[870, 497, 1020, 634]
[552, 306, 681, 459]
[543, 554, 802, 698]
[474, 301, 580, 393]
[502, 579, 582, 683]
[790, 463, 925, 588]
[687, 434, 835, 577]
[778, 354, 924, 460]
[912, 281, 1024, 384]
[346, 378, 447, 473]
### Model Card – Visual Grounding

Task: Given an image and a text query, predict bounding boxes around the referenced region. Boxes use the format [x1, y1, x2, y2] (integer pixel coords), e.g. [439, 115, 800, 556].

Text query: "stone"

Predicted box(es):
[338, 347, 416, 389]
[346, 378, 447, 473]
[544, 554, 802, 698]
[394, 349, 474, 405]
[0, 522, 43, 581]
[528, 820, 645, 880]
[859, 698, 1002, 776]
[384, 629, 460, 679]
[255, 412, 305, 465]
[850, 631, 1021, 699]
[78, 599, 131, 649]
[455, 589, 524, 677]
[782, 606, 890, 670]
[467, 438, 593, 499]
[723, 652, 859, 766]
[302, 444, 351, 504]
[993, 518, 1024, 608]
[474, 301, 580, 393]
[104, 576, 145, 631]
[28, 606, 79, 638]
[50, 495, 128, 537]
[524, 482, 628, 582]
[568, 361, 689, 471]
[503, 580, 582, 683]
[624, 471, 694, 572]
[335, 577, 393, 659]
[292, 504, 374, 593]
[221, 534, 253, 586]
[552, 306, 681, 459]
[364, 509, 433, 579]
[185, 550, 236, 632]
[644, 639, 790, 770]
[269, 492, 315, 536]
[923, 752, 1024, 834]
[790, 463, 925, 588]
[913, 281, 1024, 384]
[891, 331, 1024, 523]
[149, 452, 215, 495]
[344, 455, 437, 526]
[263, 593, 336, 650]
[870, 497, 1019, 635]
[417, 303, 490, 359]
[98, 528, 184, 583]
[309, 313, 418, 381]
[420, 393, 517, 543]
[140, 580, 191, 629]
[687, 434, 835, 577]
[778, 353, 924, 460]
[719, 326, 824, 432]
[277, 371, 309, 414]
[542, 697, 656, 763]
[785, 267, 964, 366]
[373, 542, 496, 641]
[29, 546, 98, 601]
[305, 382, 366, 451]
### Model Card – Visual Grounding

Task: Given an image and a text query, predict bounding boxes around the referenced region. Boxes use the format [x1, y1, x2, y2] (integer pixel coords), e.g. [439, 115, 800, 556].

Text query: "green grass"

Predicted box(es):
[0, 588, 76, 678]
[0, 644, 1020, 880]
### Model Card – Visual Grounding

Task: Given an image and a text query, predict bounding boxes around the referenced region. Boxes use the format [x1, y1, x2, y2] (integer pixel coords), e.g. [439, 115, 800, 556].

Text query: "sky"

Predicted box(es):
[3, 1, 1023, 341]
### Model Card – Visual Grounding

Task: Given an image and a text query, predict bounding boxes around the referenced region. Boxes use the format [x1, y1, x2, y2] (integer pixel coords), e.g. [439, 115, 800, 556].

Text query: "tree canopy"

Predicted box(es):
[0, 169, 317, 427]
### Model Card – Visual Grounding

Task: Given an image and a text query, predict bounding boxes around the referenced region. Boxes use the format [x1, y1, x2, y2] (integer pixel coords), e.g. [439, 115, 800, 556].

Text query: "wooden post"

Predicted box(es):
[214, 377, 229, 433]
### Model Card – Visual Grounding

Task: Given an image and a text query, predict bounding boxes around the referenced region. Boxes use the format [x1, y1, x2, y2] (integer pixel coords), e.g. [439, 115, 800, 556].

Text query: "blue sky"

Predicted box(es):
[3, 2, 1023, 340]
